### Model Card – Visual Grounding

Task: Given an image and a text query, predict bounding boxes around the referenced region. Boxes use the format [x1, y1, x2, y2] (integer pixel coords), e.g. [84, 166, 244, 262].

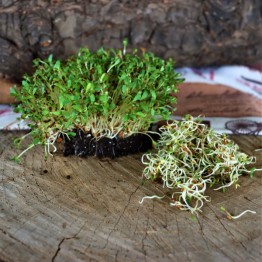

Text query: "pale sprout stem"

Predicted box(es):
[230, 210, 256, 219]
[17, 143, 36, 159]
[139, 195, 165, 204]
[85, 111, 153, 140]
[245, 168, 262, 172]
[18, 132, 31, 142]
[45, 131, 60, 156]
[221, 207, 257, 220]
[60, 131, 70, 140]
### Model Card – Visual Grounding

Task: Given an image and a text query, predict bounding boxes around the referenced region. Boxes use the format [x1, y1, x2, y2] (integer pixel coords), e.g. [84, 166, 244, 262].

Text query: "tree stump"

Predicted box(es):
[0, 131, 261, 261]
[0, 0, 261, 80]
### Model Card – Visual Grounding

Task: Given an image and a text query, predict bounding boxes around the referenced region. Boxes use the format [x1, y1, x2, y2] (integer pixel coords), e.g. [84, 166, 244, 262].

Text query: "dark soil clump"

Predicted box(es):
[63, 129, 156, 158]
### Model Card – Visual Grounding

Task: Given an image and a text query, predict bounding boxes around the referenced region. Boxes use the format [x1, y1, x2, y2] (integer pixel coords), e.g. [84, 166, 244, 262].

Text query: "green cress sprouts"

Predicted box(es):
[11, 41, 183, 160]
[141, 115, 258, 214]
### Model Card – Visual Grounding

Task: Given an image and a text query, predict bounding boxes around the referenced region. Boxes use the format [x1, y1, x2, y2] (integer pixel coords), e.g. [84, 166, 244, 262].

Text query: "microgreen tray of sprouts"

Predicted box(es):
[11, 40, 182, 161]
[141, 115, 259, 215]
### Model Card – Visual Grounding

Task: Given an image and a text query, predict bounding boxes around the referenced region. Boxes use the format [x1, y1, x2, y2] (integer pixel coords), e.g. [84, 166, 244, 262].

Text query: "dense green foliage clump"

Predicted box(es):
[11, 41, 183, 158]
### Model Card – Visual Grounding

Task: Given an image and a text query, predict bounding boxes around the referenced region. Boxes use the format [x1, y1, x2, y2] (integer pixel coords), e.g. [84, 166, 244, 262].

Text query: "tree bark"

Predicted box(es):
[0, 0, 261, 81]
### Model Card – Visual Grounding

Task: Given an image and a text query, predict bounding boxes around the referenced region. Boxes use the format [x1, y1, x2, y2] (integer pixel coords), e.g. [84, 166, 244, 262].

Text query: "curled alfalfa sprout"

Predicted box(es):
[141, 115, 258, 214]
[220, 206, 256, 220]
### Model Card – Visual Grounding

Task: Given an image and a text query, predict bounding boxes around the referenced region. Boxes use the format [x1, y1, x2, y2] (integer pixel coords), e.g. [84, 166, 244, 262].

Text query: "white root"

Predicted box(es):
[230, 210, 256, 219]
[139, 195, 165, 204]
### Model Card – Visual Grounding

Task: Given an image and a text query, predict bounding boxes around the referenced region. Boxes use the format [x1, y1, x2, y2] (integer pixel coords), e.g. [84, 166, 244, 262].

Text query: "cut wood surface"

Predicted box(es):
[0, 132, 261, 262]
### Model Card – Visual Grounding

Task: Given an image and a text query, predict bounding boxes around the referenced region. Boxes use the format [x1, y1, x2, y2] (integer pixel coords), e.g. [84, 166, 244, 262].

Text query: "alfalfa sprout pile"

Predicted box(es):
[141, 115, 259, 215]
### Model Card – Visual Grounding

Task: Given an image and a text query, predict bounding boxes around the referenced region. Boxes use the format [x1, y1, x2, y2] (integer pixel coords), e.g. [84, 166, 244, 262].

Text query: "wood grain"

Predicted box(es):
[0, 132, 261, 262]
